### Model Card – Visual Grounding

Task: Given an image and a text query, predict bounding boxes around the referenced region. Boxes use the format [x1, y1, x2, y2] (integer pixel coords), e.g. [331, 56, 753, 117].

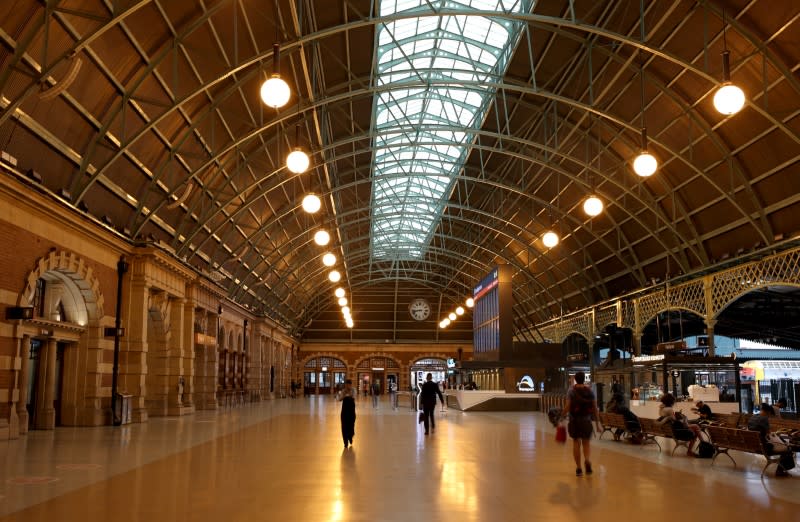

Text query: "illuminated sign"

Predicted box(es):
[516, 375, 536, 392]
[473, 268, 499, 301]
[632, 354, 665, 363]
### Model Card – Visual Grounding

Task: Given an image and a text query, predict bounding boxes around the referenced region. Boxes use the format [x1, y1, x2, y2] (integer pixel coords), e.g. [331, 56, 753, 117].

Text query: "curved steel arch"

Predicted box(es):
[172, 123, 707, 295]
[4, 5, 794, 268]
[188, 169, 626, 311]
[143, 77, 765, 265]
[41, 8, 793, 217]
[228, 206, 573, 321]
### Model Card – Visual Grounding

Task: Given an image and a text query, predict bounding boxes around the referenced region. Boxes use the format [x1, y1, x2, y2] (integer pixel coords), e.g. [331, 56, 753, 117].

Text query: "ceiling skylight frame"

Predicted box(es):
[370, 0, 530, 261]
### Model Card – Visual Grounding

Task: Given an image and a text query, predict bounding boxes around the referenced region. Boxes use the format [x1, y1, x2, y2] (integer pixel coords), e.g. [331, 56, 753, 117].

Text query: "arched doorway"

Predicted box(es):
[355, 356, 400, 397]
[18, 254, 100, 430]
[303, 356, 347, 395]
[409, 357, 447, 390]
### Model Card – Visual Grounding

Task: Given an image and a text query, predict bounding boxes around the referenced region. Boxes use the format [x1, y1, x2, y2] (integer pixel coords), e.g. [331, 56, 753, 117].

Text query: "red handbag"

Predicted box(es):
[555, 424, 567, 443]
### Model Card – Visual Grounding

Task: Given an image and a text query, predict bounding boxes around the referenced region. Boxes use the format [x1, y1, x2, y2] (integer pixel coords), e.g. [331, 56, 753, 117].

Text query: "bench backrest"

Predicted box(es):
[706, 425, 765, 454]
[599, 412, 626, 427]
[639, 417, 671, 437]
[770, 417, 800, 433]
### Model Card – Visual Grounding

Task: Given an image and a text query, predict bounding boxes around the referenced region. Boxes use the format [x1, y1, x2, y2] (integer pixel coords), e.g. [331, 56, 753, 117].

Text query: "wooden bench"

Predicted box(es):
[598, 412, 627, 440]
[770, 418, 800, 450]
[637, 418, 693, 456]
[704, 425, 785, 476]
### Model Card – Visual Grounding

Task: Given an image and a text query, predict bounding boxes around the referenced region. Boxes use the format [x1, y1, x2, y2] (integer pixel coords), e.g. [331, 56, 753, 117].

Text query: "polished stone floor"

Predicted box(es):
[0, 396, 796, 521]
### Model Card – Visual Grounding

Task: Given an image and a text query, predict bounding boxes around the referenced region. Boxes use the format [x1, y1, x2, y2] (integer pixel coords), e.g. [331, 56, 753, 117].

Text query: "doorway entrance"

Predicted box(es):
[26, 339, 41, 430]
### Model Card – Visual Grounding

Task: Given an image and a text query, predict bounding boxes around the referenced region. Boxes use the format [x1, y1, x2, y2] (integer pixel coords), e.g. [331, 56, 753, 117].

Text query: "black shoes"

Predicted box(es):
[576, 468, 582, 477]
[585, 462, 593, 475]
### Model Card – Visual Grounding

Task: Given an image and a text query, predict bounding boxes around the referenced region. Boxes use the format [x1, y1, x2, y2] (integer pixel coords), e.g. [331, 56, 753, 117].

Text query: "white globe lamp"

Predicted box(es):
[583, 195, 604, 217]
[542, 231, 559, 248]
[286, 148, 310, 174]
[633, 151, 657, 177]
[714, 83, 745, 116]
[302, 194, 321, 213]
[328, 270, 341, 283]
[334, 287, 345, 298]
[314, 230, 330, 246]
[322, 253, 336, 267]
[260, 75, 290, 108]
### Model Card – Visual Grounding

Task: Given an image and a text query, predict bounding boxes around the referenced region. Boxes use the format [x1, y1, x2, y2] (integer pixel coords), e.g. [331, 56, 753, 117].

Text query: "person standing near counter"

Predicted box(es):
[562, 372, 602, 476]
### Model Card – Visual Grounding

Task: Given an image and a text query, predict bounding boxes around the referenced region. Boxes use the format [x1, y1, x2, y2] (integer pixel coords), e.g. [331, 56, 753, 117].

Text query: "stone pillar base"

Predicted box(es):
[16, 410, 29, 436]
[167, 405, 195, 416]
[0, 419, 10, 440]
[132, 408, 149, 423]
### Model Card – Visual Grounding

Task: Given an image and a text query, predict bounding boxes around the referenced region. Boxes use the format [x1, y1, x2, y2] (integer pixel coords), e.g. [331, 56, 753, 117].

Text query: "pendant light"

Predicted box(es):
[713, 10, 745, 115]
[286, 122, 310, 173]
[260, 42, 290, 109]
[314, 229, 330, 246]
[583, 196, 604, 217]
[322, 252, 336, 266]
[542, 230, 559, 248]
[632, 65, 657, 177]
[334, 287, 345, 298]
[301, 193, 321, 213]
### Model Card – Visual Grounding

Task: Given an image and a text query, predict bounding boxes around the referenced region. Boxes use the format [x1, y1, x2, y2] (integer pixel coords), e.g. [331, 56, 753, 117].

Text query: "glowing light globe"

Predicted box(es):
[314, 230, 330, 246]
[456, 306, 465, 315]
[583, 195, 604, 217]
[466, 297, 474, 308]
[328, 270, 341, 283]
[713, 83, 745, 115]
[286, 148, 310, 174]
[334, 287, 345, 298]
[448, 312, 456, 321]
[542, 231, 559, 248]
[260, 75, 290, 108]
[302, 193, 321, 213]
[322, 253, 336, 267]
[338, 297, 348, 307]
[633, 151, 657, 177]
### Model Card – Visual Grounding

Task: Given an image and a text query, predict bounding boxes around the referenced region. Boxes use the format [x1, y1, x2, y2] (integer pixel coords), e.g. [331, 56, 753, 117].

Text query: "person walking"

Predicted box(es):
[338, 379, 357, 449]
[371, 380, 380, 408]
[419, 373, 445, 435]
[562, 372, 602, 476]
[390, 380, 398, 410]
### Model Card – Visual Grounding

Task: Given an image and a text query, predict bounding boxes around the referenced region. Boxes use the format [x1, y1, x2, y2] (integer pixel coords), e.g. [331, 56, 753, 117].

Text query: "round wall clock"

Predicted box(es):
[408, 298, 431, 321]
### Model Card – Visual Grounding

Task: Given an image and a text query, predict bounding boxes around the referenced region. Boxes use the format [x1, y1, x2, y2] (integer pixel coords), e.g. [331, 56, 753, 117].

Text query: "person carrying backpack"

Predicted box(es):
[561, 372, 602, 476]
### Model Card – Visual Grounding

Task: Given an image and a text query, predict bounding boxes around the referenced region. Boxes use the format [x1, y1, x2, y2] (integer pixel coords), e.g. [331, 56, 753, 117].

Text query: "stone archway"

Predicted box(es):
[16, 250, 107, 432]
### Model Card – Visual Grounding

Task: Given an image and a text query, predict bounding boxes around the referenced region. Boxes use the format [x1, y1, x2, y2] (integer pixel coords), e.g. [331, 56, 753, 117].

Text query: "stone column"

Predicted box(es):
[14, 335, 31, 436]
[166, 297, 193, 416]
[182, 301, 195, 408]
[125, 274, 150, 423]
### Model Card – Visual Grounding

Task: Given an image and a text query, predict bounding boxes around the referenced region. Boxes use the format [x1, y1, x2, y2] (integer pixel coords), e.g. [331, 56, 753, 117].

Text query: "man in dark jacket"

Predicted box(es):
[420, 373, 445, 435]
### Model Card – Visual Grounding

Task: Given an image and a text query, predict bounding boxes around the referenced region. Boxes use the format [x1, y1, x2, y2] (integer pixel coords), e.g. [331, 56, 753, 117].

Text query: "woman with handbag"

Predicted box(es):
[561, 372, 602, 476]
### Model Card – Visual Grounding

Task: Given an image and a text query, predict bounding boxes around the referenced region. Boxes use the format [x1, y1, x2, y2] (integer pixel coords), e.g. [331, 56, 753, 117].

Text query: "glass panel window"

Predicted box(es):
[370, 0, 529, 260]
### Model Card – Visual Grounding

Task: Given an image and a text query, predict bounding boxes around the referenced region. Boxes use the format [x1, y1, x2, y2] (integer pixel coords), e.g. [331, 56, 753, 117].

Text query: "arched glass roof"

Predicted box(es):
[370, 0, 531, 261]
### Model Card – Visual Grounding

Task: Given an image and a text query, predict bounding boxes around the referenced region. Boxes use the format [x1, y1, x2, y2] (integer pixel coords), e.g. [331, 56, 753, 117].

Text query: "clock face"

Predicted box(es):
[409, 298, 431, 321]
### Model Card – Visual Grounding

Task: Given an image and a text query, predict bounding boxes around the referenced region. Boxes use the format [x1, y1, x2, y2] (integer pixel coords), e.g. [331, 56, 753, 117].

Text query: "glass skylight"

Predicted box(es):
[370, 0, 530, 260]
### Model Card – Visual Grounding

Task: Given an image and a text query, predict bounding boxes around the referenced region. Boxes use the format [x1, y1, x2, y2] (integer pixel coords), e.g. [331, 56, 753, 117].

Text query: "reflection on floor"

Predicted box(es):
[0, 395, 796, 521]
